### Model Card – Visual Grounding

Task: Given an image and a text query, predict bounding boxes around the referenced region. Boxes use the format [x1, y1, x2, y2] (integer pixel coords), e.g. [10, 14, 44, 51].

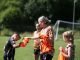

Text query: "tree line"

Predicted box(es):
[0, 0, 80, 33]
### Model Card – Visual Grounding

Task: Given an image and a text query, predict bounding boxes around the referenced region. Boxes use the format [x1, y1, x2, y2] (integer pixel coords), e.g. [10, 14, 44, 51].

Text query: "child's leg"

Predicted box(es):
[3, 52, 7, 60]
[12, 55, 14, 60]
[7, 56, 11, 60]
[40, 54, 44, 60]
[11, 51, 15, 60]
[34, 49, 40, 60]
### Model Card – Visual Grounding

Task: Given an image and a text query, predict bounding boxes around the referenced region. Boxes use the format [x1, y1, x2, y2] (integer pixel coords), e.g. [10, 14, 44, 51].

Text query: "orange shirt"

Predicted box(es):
[39, 26, 54, 54]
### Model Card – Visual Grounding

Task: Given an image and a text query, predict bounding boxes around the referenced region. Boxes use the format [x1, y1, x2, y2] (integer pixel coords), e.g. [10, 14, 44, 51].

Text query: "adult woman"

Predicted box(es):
[24, 16, 54, 60]
[38, 16, 54, 60]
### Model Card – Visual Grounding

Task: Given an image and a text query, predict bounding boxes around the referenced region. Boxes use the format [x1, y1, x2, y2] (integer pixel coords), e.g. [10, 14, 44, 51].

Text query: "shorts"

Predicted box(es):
[40, 53, 53, 60]
[34, 49, 40, 55]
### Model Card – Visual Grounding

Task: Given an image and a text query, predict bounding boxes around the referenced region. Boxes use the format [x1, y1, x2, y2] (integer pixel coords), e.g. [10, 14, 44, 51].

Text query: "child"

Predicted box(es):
[58, 31, 75, 60]
[3, 33, 21, 60]
[22, 23, 41, 60]
[33, 23, 41, 60]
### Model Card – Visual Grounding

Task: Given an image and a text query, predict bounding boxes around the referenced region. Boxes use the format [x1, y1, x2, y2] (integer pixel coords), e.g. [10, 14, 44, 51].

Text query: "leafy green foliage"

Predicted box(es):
[0, 0, 22, 22]
[24, 0, 54, 22]
[0, 0, 80, 33]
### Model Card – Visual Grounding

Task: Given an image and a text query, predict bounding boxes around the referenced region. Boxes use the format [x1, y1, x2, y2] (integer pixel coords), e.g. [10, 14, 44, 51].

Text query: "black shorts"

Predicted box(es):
[40, 53, 53, 60]
[34, 49, 40, 55]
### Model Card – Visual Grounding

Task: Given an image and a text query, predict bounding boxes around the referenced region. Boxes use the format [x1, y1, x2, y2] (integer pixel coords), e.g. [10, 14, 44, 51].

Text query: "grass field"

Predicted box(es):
[0, 33, 80, 60]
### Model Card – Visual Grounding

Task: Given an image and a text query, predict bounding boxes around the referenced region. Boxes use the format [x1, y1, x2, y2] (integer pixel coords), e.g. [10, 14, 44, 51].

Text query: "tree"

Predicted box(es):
[24, 0, 55, 23]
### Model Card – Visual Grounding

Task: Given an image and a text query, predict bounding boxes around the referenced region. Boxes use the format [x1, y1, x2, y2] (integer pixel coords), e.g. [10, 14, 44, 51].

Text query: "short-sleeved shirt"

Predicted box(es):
[4, 37, 15, 55]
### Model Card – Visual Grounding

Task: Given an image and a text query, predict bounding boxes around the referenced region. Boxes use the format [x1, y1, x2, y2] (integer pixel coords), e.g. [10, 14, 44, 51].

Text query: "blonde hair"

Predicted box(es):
[63, 31, 74, 43]
[63, 31, 73, 36]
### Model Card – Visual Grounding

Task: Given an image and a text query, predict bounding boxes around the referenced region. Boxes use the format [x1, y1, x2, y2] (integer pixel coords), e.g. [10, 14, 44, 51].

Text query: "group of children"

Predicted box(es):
[3, 16, 75, 60]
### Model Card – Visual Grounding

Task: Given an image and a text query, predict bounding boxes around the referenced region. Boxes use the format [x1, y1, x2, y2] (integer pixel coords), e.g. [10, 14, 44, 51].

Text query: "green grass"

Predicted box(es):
[0, 34, 80, 60]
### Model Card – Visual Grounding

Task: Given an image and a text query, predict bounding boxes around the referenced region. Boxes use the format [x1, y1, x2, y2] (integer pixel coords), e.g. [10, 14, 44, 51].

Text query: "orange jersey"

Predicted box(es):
[39, 26, 54, 53]
[40, 35, 53, 53]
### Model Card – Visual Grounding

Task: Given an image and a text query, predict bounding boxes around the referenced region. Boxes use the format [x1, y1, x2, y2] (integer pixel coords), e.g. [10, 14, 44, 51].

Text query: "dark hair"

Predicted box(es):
[13, 32, 21, 39]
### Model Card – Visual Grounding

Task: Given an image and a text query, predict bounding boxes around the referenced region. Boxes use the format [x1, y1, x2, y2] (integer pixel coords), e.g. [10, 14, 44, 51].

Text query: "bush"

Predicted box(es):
[0, 28, 13, 36]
